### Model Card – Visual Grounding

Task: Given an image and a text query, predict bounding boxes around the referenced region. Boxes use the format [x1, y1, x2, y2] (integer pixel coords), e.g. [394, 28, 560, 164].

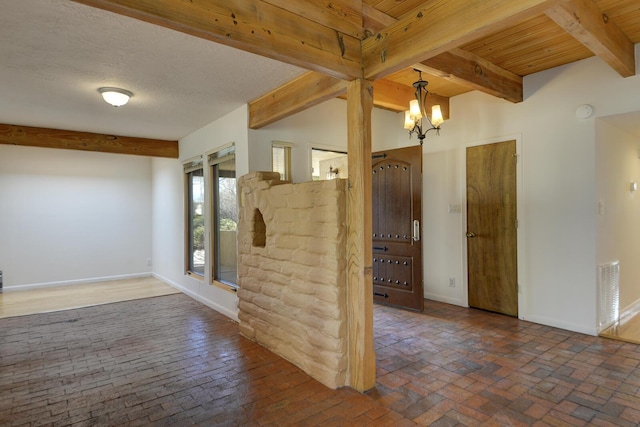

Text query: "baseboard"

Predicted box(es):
[619, 298, 640, 323]
[521, 313, 597, 336]
[152, 273, 239, 323]
[5, 272, 152, 292]
[424, 292, 464, 307]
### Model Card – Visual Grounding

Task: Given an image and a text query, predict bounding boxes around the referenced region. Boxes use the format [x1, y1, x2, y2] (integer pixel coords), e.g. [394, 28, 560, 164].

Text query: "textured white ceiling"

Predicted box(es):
[0, 0, 305, 140]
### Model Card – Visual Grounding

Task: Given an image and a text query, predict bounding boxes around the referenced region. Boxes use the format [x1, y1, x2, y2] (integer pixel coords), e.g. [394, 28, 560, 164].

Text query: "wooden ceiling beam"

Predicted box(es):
[0, 123, 179, 158]
[71, 0, 363, 80]
[417, 49, 523, 103]
[362, 5, 523, 103]
[371, 79, 450, 120]
[545, 0, 635, 77]
[249, 71, 452, 129]
[249, 72, 348, 129]
[262, 0, 364, 39]
[362, 0, 557, 81]
[362, 3, 396, 37]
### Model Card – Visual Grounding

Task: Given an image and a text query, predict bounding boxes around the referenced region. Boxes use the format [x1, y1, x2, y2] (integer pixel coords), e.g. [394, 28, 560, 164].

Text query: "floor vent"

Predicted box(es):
[598, 261, 620, 332]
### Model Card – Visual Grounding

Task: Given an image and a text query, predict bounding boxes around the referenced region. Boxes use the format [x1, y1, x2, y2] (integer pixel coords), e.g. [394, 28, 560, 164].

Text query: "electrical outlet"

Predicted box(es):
[147, 258, 152, 266]
[448, 277, 455, 287]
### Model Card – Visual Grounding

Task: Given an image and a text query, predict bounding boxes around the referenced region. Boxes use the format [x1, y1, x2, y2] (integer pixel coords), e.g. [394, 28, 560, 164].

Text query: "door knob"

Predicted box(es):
[466, 231, 476, 238]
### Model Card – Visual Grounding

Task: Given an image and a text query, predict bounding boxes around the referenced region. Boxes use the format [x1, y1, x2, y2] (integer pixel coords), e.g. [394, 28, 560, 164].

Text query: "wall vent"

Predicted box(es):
[598, 261, 620, 332]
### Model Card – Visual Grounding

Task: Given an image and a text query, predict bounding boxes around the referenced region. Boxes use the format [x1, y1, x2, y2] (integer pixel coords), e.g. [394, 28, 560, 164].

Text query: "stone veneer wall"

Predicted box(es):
[237, 172, 348, 389]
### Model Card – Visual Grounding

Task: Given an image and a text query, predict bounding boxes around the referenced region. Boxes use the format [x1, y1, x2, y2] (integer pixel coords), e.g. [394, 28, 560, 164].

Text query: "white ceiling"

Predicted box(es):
[2, 1, 638, 145]
[0, 0, 305, 141]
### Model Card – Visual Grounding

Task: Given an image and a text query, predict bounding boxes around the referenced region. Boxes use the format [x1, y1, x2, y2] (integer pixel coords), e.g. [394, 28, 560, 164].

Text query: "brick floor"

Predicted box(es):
[1, 295, 640, 426]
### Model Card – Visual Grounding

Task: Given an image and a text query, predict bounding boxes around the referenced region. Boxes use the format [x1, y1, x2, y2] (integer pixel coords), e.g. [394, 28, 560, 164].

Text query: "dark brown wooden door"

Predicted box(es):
[372, 145, 423, 311]
[466, 140, 518, 316]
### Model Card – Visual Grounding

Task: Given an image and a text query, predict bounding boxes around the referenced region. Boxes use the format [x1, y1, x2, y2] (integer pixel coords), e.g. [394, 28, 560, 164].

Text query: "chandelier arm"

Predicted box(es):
[420, 86, 429, 120]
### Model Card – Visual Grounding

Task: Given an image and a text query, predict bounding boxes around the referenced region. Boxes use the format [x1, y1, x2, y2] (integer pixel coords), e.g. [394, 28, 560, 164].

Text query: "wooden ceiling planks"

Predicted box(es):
[385, 67, 471, 99]
[462, 15, 594, 76]
[596, 0, 640, 41]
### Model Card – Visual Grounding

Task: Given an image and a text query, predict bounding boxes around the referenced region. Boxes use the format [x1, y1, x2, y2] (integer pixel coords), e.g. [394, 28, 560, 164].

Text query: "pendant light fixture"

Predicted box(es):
[403, 69, 444, 144]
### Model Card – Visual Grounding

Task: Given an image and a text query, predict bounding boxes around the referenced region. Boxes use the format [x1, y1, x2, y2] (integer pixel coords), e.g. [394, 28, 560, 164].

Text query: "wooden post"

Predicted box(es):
[346, 78, 376, 392]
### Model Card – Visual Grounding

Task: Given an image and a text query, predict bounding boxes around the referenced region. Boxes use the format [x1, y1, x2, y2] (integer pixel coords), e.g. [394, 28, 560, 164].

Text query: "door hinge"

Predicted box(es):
[513, 153, 519, 163]
[515, 219, 519, 228]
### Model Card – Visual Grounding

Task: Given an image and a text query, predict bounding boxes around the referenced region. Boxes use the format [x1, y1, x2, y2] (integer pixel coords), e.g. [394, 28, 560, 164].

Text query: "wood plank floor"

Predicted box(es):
[2, 296, 640, 425]
[0, 276, 179, 319]
[600, 311, 640, 344]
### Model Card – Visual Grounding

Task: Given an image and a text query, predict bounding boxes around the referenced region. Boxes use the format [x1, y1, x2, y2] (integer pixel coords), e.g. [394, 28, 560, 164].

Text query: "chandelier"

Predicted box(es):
[403, 69, 444, 144]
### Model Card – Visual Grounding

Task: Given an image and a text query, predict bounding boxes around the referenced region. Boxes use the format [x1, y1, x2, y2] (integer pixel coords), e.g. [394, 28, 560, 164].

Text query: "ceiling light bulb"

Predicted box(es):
[409, 99, 422, 121]
[404, 111, 414, 130]
[431, 105, 444, 127]
[98, 87, 133, 107]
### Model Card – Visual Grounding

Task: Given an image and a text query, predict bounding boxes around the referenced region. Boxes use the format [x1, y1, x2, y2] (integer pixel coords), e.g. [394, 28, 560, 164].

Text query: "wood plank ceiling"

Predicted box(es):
[11, 0, 638, 156]
[247, 0, 640, 128]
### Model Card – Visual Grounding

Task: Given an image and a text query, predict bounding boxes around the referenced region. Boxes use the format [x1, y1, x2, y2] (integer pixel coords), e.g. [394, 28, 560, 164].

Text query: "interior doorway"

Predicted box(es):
[466, 140, 518, 317]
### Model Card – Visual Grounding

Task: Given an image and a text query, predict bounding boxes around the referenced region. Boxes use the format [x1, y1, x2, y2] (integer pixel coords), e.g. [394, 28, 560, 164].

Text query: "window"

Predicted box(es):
[209, 147, 237, 286]
[311, 148, 347, 181]
[272, 142, 292, 181]
[185, 159, 205, 277]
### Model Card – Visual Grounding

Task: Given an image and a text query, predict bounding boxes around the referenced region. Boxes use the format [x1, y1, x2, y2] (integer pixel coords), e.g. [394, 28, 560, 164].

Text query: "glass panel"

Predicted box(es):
[214, 158, 237, 285]
[311, 148, 347, 181]
[188, 168, 205, 276]
[272, 145, 291, 181]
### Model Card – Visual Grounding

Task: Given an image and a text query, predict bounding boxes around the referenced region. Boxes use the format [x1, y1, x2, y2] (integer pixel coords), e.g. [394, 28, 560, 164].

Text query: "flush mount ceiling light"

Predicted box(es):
[98, 87, 133, 107]
[403, 69, 444, 144]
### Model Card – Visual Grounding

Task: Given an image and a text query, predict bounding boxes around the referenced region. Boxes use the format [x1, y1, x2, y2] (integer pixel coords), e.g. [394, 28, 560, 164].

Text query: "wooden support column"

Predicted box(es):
[346, 78, 375, 392]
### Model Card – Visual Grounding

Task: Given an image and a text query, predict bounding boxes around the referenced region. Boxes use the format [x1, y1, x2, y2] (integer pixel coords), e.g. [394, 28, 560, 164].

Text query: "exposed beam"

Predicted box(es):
[363, 5, 523, 103]
[71, 0, 363, 80]
[362, 3, 396, 37]
[417, 49, 523, 103]
[545, 0, 635, 77]
[372, 79, 450, 119]
[346, 79, 375, 392]
[0, 123, 179, 158]
[362, 0, 557, 81]
[262, 0, 363, 39]
[249, 72, 348, 129]
[250, 71, 452, 129]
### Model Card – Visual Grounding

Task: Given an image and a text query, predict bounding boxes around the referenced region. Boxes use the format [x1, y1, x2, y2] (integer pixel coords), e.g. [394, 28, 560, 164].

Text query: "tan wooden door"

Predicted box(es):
[372, 145, 423, 311]
[466, 140, 518, 316]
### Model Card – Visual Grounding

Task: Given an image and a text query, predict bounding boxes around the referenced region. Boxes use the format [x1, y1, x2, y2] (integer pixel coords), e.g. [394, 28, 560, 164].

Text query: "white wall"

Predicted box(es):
[417, 46, 640, 335]
[154, 46, 640, 335]
[151, 104, 249, 320]
[247, 46, 640, 335]
[248, 98, 401, 183]
[0, 145, 152, 289]
[596, 119, 640, 313]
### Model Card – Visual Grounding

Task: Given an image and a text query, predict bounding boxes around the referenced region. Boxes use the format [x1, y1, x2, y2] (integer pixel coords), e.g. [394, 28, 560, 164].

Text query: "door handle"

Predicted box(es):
[413, 220, 420, 241]
[466, 231, 476, 238]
